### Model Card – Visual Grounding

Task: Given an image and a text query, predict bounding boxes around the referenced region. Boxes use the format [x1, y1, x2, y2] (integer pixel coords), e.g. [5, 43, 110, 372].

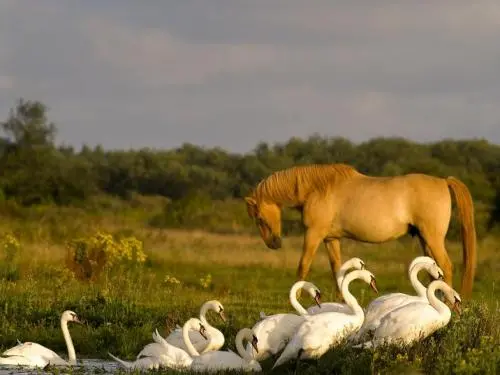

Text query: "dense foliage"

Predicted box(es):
[1, 98, 500, 238]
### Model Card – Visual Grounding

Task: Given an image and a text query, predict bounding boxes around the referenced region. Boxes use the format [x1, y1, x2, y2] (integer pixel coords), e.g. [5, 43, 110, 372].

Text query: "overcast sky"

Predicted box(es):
[1, 1, 500, 153]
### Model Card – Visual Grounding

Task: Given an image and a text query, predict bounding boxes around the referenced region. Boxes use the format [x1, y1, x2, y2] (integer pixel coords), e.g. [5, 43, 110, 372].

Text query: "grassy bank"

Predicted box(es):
[0, 197, 498, 374]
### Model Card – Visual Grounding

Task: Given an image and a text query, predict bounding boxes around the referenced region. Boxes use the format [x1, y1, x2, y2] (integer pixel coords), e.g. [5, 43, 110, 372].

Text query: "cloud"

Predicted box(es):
[82, 18, 278, 86]
[0, 1, 499, 152]
[0, 76, 14, 90]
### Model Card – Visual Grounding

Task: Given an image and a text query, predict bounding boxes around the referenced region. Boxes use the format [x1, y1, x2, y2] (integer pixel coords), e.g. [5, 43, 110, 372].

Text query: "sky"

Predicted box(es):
[1, 0, 500, 153]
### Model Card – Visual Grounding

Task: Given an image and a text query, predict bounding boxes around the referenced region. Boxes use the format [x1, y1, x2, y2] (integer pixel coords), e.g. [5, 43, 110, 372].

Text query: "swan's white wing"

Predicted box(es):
[191, 351, 259, 372]
[373, 302, 443, 346]
[362, 294, 424, 330]
[274, 312, 359, 368]
[2, 342, 65, 364]
[0, 354, 49, 368]
[306, 302, 352, 315]
[136, 343, 165, 359]
[109, 352, 162, 370]
[247, 313, 304, 361]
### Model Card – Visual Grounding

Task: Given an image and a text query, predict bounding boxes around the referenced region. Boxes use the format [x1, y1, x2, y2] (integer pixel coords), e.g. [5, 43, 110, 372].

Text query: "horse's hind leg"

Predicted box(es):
[419, 232, 453, 289]
[324, 238, 343, 300]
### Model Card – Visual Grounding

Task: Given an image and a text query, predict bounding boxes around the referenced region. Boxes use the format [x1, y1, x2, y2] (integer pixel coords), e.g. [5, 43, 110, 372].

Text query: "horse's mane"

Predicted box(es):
[253, 163, 360, 204]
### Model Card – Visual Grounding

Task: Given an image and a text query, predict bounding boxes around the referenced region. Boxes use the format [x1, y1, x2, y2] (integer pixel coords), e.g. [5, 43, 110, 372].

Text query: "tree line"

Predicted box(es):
[1, 99, 499, 235]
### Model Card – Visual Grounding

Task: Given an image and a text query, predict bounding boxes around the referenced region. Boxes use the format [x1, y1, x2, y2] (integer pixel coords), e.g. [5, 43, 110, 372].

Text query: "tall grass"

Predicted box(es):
[0, 196, 498, 374]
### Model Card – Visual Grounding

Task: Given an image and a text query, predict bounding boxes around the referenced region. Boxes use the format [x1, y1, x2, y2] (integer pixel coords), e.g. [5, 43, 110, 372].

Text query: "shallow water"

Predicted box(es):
[0, 359, 120, 375]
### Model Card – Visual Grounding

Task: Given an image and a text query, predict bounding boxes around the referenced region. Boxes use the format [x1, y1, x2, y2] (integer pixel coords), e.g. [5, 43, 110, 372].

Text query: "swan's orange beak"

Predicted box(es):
[370, 278, 379, 294]
[452, 299, 462, 316]
[251, 335, 259, 353]
[314, 290, 321, 307]
[73, 316, 84, 325]
[218, 311, 226, 323]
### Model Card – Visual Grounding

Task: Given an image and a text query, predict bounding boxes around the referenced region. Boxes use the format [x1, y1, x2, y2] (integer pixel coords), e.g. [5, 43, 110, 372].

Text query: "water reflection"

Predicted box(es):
[0, 359, 120, 375]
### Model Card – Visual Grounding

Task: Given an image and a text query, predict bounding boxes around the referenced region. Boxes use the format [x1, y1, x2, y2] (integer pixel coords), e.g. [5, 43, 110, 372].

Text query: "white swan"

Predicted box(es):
[273, 270, 378, 369]
[138, 300, 226, 358]
[358, 280, 461, 348]
[245, 280, 321, 361]
[306, 257, 366, 315]
[0, 310, 82, 367]
[190, 328, 261, 373]
[351, 256, 443, 343]
[109, 318, 206, 371]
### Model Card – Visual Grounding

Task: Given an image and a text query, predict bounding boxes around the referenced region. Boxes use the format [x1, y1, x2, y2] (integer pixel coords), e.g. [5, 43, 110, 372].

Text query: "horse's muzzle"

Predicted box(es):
[266, 235, 282, 250]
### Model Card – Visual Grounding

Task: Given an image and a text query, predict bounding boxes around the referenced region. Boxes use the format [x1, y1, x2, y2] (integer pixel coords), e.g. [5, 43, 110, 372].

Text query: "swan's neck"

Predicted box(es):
[199, 304, 210, 327]
[340, 273, 364, 318]
[408, 262, 427, 298]
[61, 318, 76, 365]
[235, 329, 253, 362]
[336, 260, 354, 290]
[182, 321, 200, 357]
[289, 282, 308, 315]
[427, 282, 452, 320]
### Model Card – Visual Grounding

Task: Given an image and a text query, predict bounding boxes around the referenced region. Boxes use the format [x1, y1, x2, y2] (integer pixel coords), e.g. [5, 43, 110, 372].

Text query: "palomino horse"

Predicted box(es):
[244, 164, 476, 298]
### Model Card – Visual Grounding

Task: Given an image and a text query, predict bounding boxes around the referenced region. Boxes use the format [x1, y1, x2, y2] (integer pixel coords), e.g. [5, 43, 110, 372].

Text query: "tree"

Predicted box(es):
[1, 98, 57, 148]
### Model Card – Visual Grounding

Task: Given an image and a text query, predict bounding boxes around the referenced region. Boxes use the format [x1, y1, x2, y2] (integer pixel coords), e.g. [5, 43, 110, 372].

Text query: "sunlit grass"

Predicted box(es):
[0, 200, 498, 374]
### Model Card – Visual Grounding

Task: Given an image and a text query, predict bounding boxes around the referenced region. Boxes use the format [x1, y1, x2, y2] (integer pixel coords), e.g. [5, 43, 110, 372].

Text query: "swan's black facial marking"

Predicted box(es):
[251, 334, 259, 353]
[314, 290, 321, 307]
[452, 295, 462, 315]
[199, 323, 208, 340]
[359, 261, 365, 270]
[218, 305, 226, 322]
[70, 312, 82, 324]
[370, 275, 379, 294]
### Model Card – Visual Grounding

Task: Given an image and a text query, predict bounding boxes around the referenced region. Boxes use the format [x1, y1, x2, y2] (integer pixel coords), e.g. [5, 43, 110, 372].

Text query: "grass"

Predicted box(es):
[0, 197, 498, 374]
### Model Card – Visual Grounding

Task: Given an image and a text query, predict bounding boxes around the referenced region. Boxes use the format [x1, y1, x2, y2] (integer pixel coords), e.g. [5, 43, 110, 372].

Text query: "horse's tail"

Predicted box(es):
[446, 176, 477, 298]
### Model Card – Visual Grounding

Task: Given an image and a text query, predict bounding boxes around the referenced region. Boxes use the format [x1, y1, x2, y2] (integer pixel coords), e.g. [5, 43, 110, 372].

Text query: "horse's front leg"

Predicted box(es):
[297, 228, 324, 289]
[324, 238, 343, 301]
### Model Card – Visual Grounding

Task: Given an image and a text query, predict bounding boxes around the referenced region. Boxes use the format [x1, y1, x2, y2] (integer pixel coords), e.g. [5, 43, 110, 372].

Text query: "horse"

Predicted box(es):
[244, 163, 476, 299]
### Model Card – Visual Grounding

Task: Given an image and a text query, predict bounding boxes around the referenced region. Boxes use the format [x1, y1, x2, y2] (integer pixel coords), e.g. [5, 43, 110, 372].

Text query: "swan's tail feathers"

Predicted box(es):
[272, 344, 298, 369]
[108, 352, 132, 369]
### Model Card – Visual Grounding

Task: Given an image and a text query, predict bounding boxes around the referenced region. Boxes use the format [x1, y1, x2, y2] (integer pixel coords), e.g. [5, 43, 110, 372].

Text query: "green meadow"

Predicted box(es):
[0, 196, 498, 375]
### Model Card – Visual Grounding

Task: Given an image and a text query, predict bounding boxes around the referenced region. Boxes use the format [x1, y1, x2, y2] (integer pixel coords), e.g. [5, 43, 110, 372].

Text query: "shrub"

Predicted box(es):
[65, 232, 147, 281]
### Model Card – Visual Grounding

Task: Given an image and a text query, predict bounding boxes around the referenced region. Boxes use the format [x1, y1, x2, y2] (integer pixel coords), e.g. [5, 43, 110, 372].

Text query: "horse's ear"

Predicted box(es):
[244, 197, 257, 207]
[244, 196, 258, 217]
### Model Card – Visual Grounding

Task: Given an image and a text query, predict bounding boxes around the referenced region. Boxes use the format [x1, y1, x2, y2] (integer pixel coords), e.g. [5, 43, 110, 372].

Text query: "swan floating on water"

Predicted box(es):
[0, 310, 82, 368]
[138, 300, 226, 359]
[109, 317, 207, 371]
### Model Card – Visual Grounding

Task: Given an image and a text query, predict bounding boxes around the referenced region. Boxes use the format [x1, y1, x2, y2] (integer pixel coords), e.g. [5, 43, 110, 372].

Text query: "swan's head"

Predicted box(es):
[408, 256, 436, 273]
[305, 283, 322, 307]
[450, 290, 462, 315]
[205, 300, 226, 322]
[347, 257, 366, 271]
[186, 318, 209, 340]
[359, 271, 378, 294]
[422, 262, 445, 281]
[61, 310, 82, 324]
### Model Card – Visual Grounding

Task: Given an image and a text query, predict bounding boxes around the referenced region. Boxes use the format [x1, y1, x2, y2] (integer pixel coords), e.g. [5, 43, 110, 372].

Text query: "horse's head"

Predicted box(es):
[244, 196, 282, 249]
